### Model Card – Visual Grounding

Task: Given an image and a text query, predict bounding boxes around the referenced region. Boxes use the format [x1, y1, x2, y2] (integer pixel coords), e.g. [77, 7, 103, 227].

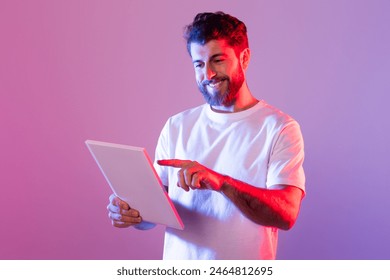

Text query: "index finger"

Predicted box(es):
[157, 159, 190, 168]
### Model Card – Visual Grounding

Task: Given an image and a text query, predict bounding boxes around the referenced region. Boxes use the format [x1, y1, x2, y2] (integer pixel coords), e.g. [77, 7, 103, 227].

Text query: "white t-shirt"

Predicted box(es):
[154, 100, 305, 260]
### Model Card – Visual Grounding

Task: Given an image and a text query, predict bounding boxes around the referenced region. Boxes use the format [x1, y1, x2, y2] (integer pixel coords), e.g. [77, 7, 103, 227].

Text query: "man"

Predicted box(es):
[107, 12, 305, 260]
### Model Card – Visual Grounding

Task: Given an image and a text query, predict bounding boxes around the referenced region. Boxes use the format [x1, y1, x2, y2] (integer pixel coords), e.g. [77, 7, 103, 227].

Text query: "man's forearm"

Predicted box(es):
[220, 176, 303, 230]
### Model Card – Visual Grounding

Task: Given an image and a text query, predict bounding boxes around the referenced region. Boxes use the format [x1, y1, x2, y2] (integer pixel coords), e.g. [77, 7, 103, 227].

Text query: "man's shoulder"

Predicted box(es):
[257, 100, 297, 127]
[167, 103, 207, 123]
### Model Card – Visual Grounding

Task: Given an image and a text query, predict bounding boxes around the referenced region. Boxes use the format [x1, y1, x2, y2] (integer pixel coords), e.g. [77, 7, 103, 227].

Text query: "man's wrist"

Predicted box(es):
[220, 175, 232, 193]
[134, 221, 156, 230]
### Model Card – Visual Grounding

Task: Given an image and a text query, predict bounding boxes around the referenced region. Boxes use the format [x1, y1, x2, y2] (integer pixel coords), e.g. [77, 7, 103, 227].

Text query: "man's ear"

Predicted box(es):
[240, 48, 251, 70]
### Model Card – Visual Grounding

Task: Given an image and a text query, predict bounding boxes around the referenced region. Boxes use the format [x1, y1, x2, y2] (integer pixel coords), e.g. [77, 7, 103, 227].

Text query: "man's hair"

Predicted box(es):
[184, 11, 249, 56]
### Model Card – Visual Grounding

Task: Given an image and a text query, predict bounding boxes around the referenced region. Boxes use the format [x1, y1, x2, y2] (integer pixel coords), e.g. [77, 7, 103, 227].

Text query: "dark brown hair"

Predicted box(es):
[184, 11, 249, 55]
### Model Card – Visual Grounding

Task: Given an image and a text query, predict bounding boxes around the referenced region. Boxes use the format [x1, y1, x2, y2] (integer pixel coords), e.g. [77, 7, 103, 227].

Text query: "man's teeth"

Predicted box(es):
[208, 81, 222, 88]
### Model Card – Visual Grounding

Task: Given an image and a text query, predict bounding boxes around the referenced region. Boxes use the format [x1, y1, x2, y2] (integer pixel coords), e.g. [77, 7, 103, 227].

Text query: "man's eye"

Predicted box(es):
[194, 63, 203, 68]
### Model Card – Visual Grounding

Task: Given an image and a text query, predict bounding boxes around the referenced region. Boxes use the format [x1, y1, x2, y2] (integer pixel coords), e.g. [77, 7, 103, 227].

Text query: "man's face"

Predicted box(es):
[190, 40, 245, 107]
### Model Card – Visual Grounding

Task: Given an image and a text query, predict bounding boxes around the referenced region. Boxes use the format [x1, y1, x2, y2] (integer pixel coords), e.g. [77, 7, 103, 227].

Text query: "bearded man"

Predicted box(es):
[107, 11, 305, 260]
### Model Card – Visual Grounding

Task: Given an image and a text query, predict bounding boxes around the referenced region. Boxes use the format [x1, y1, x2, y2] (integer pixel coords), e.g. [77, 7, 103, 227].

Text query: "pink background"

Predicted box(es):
[1, 0, 389, 259]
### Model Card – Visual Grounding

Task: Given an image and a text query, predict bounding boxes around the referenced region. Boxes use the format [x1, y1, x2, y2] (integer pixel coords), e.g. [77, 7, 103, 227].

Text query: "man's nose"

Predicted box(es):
[205, 64, 216, 80]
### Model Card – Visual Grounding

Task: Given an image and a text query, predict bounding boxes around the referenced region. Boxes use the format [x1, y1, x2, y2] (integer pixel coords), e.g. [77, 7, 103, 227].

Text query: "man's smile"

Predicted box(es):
[204, 78, 227, 91]
[208, 80, 223, 88]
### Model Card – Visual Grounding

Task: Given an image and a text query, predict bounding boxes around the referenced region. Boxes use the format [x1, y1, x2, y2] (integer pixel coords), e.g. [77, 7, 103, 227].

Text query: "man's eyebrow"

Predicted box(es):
[192, 53, 226, 64]
[210, 53, 226, 59]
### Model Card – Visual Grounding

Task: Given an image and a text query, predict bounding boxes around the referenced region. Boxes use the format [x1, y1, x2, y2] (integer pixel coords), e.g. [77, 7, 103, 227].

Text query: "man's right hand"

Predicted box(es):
[107, 194, 142, 228]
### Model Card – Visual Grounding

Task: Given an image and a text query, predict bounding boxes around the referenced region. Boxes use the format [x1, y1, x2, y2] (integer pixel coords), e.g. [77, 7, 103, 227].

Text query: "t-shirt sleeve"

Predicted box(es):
[153, 120, 170, 187]
[266, 120, 306, 192]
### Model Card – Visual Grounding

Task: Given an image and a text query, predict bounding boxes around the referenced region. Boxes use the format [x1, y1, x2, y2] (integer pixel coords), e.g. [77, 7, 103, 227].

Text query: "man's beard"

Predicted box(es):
[198, 67, 245, 107]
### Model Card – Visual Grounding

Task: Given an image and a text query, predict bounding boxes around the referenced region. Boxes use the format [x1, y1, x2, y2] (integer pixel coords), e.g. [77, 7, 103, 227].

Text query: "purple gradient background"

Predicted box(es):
[1, 0, 389, 260]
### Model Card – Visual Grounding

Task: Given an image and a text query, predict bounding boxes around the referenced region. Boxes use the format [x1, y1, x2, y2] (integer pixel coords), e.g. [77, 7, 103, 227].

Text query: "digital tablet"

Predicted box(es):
[85, 140, 184, 230]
